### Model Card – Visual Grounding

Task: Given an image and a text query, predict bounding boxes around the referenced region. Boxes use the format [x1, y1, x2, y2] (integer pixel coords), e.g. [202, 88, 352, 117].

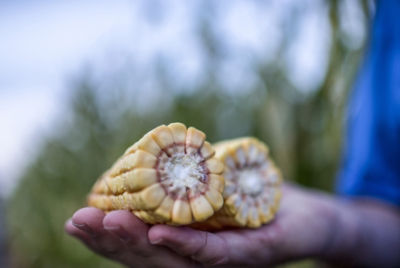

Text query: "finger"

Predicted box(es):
[65, 218, 99, 250]
[103, 210, 150, 256]
[71, 207, 126, 257]
[104, 211, 197, 268]
[71, 207, 106, 236]
[148, 225, 229, 266]
[65, 218, 90, 239]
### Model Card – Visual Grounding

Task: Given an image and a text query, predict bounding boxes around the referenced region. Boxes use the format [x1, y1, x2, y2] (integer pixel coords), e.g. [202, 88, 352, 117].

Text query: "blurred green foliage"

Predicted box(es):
[6, 1, 370, 267]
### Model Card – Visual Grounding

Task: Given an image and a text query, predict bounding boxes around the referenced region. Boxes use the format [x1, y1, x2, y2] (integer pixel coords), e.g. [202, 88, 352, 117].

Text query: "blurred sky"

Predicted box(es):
[0, 0, 365, 197]
[0, 0, 136, 196]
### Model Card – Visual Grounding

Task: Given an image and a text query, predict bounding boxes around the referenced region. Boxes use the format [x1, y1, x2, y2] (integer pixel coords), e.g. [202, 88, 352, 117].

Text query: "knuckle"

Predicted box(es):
[190, 232, 209, 258]
[98, 242, 122, 256]
[262, 223, 284, 249]
[193, 233, 230, 267]
[125, 243, 152, 258]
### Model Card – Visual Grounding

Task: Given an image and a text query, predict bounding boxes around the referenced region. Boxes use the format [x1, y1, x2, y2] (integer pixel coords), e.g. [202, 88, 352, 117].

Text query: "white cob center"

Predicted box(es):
[238, 169, 264, 196]
[164, 153, 204, 189]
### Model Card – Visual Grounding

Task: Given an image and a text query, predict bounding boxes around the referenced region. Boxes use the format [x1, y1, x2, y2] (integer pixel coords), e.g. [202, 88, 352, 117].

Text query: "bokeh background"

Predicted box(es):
[0, 0, 372, 267]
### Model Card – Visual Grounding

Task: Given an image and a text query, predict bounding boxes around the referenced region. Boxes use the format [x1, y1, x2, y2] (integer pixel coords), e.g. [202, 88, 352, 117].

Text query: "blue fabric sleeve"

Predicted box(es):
[337, 0, 400, 206]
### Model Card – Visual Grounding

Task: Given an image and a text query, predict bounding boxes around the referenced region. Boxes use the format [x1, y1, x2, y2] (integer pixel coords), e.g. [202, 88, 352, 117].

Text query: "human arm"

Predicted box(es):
[320, 196, 400, 267]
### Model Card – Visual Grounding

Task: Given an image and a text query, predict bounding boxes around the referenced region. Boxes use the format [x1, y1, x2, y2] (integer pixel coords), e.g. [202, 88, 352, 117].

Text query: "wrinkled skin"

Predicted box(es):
[65, 184, 400, 267]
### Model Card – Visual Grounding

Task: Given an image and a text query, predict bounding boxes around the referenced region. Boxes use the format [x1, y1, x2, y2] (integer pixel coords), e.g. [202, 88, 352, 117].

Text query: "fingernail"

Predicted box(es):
[150, 238, 162, 245]
[105, 225, 131, 244]
[72, 222, 97, 237]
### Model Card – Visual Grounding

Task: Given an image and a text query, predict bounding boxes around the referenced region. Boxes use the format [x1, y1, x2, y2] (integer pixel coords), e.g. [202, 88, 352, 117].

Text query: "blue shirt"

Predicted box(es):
[337, 0, 400, 206]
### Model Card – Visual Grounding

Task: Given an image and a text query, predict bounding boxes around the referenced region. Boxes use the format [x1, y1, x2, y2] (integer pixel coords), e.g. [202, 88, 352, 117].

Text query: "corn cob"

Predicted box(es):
[88, 123, 225, 225]
[192, 137, 282, 229]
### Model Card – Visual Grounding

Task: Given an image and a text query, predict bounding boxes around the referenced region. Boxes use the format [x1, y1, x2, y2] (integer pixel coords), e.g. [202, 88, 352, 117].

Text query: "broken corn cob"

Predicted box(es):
[88, 123, 225, 225]
[193, 137, 282, 229]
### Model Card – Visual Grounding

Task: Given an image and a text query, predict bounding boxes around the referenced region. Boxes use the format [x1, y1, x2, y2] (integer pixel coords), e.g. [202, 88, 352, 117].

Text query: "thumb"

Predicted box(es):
[148, 225, 229, 266]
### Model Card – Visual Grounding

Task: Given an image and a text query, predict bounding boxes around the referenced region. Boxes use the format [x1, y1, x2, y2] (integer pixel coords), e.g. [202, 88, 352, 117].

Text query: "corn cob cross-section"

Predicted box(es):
[193, 137, 282, 229]
[88, 123, 225, 225]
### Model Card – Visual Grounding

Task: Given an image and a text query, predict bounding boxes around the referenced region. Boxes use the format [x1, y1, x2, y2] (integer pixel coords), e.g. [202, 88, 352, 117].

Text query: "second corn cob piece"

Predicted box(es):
[193, 137, 282, 229]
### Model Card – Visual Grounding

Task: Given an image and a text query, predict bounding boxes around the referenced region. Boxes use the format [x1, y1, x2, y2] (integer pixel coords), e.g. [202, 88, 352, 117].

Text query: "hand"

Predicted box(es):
[65, 208, 198, 267]
[65, 184, 341, 267]
[148, 184, 340, 267]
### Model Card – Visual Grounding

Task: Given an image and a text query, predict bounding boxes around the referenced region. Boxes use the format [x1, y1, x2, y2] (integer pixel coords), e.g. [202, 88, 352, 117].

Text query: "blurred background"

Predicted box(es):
[0, 0, 372, 267]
